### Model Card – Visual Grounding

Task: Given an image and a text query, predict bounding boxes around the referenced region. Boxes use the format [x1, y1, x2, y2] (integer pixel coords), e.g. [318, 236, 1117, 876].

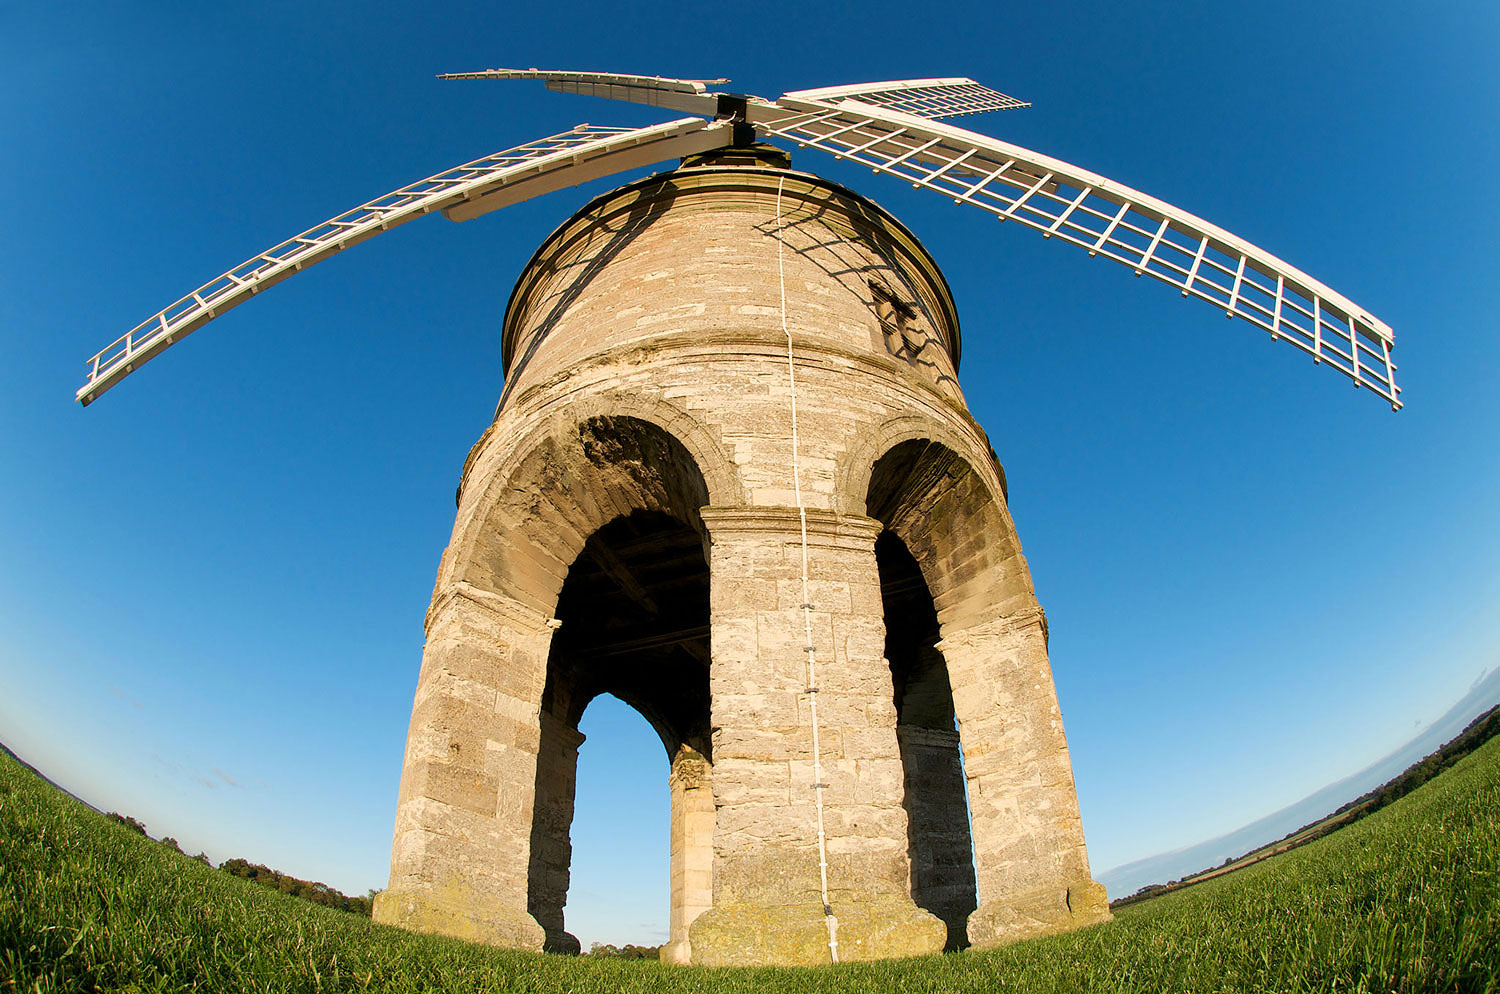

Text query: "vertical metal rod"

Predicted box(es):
[776, 177, 839, 965]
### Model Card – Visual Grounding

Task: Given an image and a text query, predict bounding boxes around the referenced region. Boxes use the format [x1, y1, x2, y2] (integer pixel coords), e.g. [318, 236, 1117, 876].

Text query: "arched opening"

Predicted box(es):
[876, 530, 978, 950]
[527, 510, 713, 954]
[865, 437, 1032, 631]
[566, 694, 670, 951]
[869, 438, 1002, 951]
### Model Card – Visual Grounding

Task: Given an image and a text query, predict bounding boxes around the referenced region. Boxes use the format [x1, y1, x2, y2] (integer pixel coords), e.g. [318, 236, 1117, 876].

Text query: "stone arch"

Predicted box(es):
[442, 415, 722, 954]
[458, 392, 742, 517]
[835, 414, 1007, 516]
[862, 435, 1106, 948]
[527, 508, 714, 954]
[445, 412, 723, 617]
[864, 436, 1033, 632]
[574, 390, 744, 509]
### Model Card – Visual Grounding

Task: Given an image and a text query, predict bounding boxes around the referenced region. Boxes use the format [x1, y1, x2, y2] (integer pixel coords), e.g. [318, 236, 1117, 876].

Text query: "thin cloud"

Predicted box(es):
[109, 686, 143, 709]
[213, 768, 240, 788]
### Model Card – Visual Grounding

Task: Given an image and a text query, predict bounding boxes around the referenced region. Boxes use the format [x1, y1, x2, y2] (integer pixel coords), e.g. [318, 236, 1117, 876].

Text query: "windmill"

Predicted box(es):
[76, 70, 1398, 966]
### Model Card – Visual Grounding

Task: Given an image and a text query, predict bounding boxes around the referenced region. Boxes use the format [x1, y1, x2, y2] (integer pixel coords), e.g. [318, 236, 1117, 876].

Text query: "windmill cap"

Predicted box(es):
[500, 161, 963, 375]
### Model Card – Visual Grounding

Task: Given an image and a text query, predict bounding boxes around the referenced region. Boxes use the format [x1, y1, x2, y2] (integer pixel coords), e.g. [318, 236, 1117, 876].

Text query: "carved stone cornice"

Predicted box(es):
[700, 505, 882, 550]
[425, 580, 556, 638]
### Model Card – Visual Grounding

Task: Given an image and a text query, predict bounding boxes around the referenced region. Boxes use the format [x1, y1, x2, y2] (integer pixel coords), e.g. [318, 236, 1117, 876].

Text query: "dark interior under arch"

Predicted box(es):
[876, 529, 979, 950]
[528, 510, 712, 953]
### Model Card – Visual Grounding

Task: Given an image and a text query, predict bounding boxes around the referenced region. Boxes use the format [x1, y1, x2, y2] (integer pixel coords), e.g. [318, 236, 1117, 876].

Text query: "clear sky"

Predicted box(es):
[2, 0, 1497, 950]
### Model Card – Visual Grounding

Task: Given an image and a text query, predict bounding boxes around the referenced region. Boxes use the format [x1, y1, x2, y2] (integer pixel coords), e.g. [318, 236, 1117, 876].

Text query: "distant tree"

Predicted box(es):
[160, 837, 183, 853]
[587, 942, 661, 960]
[105, 812, 147, 835]
[219, 858, 373, 916]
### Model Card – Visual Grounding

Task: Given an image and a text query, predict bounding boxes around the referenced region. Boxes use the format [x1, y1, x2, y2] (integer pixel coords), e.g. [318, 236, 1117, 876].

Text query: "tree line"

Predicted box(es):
[101, 814, 376, 917]
[586, 943, 661, 959]
[218, 858, 375, 917]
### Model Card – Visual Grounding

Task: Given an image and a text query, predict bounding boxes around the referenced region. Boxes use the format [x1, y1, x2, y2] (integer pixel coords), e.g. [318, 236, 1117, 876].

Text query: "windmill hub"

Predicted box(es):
[679, 142, 792, 170]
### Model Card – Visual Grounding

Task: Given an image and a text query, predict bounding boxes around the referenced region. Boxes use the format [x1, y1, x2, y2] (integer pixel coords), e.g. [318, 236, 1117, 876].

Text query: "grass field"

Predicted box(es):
[2, 739, 1497, 993]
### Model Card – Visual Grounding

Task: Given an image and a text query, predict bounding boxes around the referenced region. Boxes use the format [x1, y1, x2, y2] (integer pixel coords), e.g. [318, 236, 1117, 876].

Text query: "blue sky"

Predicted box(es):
[2, 0, 1498, 949]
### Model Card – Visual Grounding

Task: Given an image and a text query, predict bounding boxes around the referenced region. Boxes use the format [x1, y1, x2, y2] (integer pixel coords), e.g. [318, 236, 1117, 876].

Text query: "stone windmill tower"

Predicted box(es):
[77, 71, 1400, 967]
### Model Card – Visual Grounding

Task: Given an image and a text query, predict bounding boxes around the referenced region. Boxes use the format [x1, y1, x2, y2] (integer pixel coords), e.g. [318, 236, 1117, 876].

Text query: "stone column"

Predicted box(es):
[688, 506, 945, 966]
[372, 582, 552, 949]
[938, 609, 1110, 947]
[661, 745, 715, 965]
[527, 712, 585, 953]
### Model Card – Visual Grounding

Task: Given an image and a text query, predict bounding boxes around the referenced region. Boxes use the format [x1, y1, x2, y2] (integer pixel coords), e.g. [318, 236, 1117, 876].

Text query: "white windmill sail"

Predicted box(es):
[779, 78, 1030, 119]
[757, 93, 1399, 408]
[437, 68, 729, 116]
[78, 70, 1399, 411]
[77, 118, 735, 405]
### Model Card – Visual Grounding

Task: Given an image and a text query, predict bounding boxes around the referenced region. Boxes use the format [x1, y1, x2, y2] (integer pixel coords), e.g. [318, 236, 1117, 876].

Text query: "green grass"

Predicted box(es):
[3, 740, 1498, 993]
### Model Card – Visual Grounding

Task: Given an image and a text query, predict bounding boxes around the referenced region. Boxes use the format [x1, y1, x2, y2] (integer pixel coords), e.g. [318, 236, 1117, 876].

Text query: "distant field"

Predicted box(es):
[2, 740, 1497, 993]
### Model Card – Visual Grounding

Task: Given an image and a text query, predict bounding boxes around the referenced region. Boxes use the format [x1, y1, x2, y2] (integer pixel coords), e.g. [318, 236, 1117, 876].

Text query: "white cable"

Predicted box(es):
[775, 176, 839, 964]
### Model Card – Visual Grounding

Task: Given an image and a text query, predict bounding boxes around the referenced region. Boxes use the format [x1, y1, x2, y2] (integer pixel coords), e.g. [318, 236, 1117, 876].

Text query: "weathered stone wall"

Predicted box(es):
[374, 153, 1109, 964]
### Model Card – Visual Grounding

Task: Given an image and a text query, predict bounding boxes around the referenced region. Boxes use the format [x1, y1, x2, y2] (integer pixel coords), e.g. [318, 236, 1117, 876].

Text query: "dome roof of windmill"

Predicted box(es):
[499, 151, 963, 374]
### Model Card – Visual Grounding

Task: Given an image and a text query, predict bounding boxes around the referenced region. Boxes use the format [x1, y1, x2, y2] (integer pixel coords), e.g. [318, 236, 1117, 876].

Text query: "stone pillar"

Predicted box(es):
[372, 582, 552, 949]
[896, 724, 978, 948]
[688, 506, 945, 966]
[527, 712, 585, 953]
[661, 745, 715, 965]
[938, 610, 1110, 947]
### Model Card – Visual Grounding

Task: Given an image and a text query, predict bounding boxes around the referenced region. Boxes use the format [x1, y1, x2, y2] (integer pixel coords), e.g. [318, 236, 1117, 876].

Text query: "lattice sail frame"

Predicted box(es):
[77, 72, 1399, 410]
[77, 118, 732, 405]
[754, 96, 1399, 407]
[781, 79, 1030, 119]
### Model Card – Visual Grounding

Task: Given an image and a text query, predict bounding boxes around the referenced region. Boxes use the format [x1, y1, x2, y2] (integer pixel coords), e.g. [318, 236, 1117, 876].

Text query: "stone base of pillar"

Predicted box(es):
[543, 930, 581, 955]
[965, 878, 1111, 948]
[659, 939, 692, 965]
[689, 896, 945, 966]
[372, 883, 546, 951]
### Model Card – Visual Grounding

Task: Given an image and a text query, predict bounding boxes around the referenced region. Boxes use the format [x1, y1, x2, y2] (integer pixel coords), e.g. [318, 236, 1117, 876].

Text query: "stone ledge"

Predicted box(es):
[935, 605, 1048, 651]
[701, 505, 882, 547]
[425, 580, 556, 639]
